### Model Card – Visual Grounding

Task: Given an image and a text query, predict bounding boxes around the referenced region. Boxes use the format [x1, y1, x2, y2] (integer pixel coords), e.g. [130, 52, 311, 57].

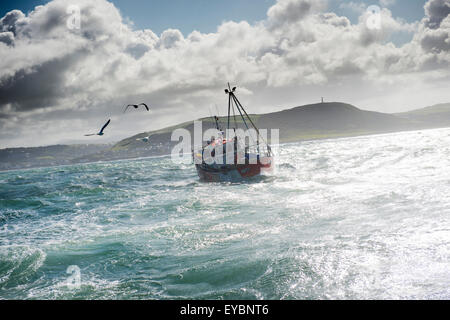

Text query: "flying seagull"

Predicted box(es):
[85, 119, 111, 136]
[124, 103, 149, 113]
[136, 136, 150, 142]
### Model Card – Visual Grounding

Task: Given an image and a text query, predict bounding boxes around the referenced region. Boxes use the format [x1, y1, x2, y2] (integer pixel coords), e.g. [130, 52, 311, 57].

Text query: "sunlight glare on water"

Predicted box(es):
[0, 128, 449, 299]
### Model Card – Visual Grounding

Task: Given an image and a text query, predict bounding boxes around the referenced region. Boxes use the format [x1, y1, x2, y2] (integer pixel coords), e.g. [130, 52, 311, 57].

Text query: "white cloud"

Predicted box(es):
[0, 0, 449, 148]
[267, 0, 327, 28]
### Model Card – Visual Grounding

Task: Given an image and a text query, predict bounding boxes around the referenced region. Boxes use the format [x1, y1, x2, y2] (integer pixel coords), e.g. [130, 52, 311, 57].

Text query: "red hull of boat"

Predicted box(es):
[195, 156, 273, 182]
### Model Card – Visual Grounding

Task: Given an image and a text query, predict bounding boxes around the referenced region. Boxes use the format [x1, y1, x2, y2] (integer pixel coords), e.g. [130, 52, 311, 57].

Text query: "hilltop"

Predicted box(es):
[1, 102, 449, 171]
[111, 102, 415, 151]
[394, 103, 450, 127]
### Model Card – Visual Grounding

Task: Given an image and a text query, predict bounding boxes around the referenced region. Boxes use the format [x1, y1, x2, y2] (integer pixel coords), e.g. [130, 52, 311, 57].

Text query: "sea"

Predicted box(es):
[1, 127, 449, 299]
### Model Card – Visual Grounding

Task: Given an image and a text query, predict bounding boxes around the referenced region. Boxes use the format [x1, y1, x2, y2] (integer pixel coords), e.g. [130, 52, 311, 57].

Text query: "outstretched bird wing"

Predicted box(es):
[99, 119, 111, 134]
[139, 103, 149, 111]
[123, 104, 135, 113]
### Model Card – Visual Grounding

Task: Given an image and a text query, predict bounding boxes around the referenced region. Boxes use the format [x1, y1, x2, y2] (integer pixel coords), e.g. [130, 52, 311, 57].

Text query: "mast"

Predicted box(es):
[224, 84, 272, 156]
[226, 84, 231, 130]
[214, 116, 221, 131]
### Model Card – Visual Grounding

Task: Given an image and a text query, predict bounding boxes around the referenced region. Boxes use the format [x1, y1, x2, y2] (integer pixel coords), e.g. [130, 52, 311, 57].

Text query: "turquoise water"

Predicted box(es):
[1, 128, 450, 299]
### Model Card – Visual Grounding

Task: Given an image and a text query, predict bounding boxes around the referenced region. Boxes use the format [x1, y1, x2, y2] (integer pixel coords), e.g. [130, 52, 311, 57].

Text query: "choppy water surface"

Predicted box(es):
[1, 128, 449, 299]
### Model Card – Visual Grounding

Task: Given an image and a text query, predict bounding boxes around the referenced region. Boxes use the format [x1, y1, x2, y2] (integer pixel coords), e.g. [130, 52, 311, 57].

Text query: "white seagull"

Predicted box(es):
[136, 136, 150, 142]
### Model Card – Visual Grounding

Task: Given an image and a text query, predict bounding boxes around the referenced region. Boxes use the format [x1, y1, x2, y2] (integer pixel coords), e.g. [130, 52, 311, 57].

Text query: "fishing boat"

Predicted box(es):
[194, 84, 274, 182]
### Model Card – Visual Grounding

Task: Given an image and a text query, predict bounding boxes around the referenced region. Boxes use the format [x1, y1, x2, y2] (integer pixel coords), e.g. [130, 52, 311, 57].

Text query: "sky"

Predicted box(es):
[0, 0, 426, 36]
[0, 0, 449, 148]
[0, 0, 428, 35]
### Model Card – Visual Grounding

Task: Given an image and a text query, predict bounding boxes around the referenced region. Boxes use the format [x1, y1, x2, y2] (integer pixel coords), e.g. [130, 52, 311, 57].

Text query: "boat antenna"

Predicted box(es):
[214, 115, 221, 131]
[214, 104, 220, 118]
[208, 105, 221, 131]
[214, 104, 222, 131]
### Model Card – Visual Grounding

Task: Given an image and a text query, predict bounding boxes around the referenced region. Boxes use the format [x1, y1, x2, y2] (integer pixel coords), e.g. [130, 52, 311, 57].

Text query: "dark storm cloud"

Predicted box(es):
[0, 10, 25, 36]
[419, 0, 450, 53]
[0, 31, 14, 46]
[0, 51, 85, 112]
[421, 29, 450, 52]
[0, 0, 127, 118]
[0, 0, 449, 148]
[424, 0, 450, 29]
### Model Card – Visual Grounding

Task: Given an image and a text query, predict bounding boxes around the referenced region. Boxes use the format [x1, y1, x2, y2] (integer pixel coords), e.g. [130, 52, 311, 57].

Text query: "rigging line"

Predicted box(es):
[232, 97, 238, 131]
[214, 104, 220, 118]
[231, 93, 258, 148]
[209, 105, 220, 131]
[214, 104, 221, 130]
[233, 93, 269, 145]
[231, 94, 250, 131]
[208, 105, 215, 126]
[232, 92, 272, 156]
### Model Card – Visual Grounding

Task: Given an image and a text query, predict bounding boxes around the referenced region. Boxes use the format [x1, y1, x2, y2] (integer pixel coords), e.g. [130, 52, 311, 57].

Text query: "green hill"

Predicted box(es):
[113, 102, 414, 150]
[1, 101, 449, 171]
[394, 103, 450, 127]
